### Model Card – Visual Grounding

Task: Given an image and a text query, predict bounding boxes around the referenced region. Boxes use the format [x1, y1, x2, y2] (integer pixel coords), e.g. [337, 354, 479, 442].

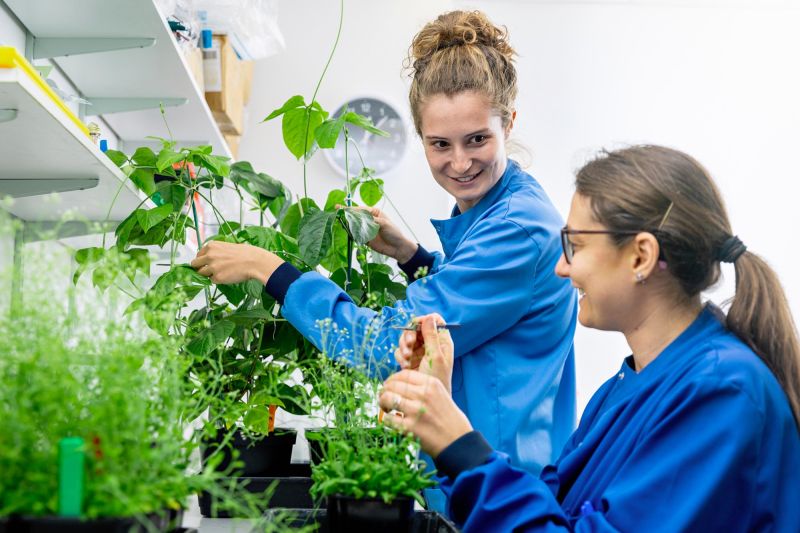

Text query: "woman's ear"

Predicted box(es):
[505, 110, 517, 139]
[630, 232, 660, 282]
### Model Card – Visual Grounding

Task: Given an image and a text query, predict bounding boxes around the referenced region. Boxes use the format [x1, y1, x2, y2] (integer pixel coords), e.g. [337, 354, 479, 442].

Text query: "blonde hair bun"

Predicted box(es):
[407, 10, 518, 134]
[410, 10, 515, 68]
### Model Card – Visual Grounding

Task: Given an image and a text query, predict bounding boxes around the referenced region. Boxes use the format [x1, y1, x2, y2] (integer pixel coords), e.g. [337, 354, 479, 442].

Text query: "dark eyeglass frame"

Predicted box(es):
[560, 227, 643, 264]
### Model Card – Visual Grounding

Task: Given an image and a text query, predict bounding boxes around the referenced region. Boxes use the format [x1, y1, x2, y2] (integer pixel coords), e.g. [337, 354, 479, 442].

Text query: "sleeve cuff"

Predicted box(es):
[264, 262, 303, 305]
[398, 244, 435, 280]
[433, 431, 494, 480]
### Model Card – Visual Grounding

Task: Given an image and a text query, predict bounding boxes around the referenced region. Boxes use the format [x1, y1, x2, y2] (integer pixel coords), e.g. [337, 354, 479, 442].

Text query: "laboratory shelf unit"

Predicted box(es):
[0, 47, 145, 223]
[5, 0, 232, 158]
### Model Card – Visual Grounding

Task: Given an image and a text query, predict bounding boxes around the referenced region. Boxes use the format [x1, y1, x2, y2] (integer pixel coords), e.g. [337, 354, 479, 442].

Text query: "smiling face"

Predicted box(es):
[555, 193, 639, 332]
[419, 91, 512, 213]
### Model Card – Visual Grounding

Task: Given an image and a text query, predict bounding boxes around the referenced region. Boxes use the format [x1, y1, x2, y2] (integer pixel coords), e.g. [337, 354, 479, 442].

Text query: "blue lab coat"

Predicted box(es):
[433, 305, 800, 531]
[265, 160, 578, 473]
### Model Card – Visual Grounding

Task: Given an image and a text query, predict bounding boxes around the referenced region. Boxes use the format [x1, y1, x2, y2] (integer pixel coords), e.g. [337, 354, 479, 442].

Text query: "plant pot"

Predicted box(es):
[327, 494, 414, 533]
[19, 516, 145, 533]
[201, 427, 297, 477]
[197, 475, 316, 518]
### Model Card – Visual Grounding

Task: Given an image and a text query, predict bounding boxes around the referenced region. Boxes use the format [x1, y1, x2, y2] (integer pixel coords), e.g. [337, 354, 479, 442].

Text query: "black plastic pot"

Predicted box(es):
[201, 427, 297, 477]
[264, 507, 459, 533]
[197, 474, 316, 518]
[15, 513, 192, 533]
[327, 495, 414, 533]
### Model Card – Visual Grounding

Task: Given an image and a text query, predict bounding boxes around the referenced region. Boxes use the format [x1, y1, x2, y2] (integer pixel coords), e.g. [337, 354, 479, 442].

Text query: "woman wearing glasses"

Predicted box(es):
[381, 145, 800, 531]
[192, 11, 576, 476]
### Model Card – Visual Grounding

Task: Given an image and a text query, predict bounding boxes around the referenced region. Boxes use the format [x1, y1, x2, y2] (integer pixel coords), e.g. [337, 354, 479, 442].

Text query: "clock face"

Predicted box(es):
[325, 97, 407, 177]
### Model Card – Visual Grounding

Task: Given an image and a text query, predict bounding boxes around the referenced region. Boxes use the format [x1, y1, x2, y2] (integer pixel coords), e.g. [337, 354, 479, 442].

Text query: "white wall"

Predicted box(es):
[242, 1, 800, 417]
[238, 0, 454, 247]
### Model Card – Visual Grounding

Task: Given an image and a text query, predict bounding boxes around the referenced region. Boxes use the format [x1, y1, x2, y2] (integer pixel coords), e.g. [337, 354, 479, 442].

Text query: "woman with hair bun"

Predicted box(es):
[193, 11, 577, 476]
[381, 145, 800, 531]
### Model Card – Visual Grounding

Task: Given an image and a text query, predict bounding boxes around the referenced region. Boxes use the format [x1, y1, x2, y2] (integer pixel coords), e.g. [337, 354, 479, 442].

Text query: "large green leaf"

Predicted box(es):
[150, 265, 211, 298]
[298, 210, 336, 267]
[243, 405, 274, 435]
[276, 383, 310, 415]
[314, 114, 346, 149]
[226, 307, 272, 327]
[129, 168, 156, 196]
[263, 94, 305, 122]
[186, 319, 236, 356]
[343, 111, 390, 136]
[217, 283, 246, 306]
[104, 149, 128, 168]
[330, 267, 363, 291]
[245, 279, 264, 299]
[229, 161, 283, 200]
[359, 179, 383, 206]
[156, 148, 186, 173]
[321, 221, 349, 273]
[240, 226, 280, 249]
[342, 208, 379, 244]
[114, 210, 140, 249]
[260, 321, 303, 358]
[124, 248, 151, 282]
[283, 106, 327, 159]
[136, 204, 172, 233]
[131, 146, 157, 167]
[72, 247, 105, 284]
[324, 189, 347, 211]
[281, 198, 320, 238]
[197, 153, 231, 177]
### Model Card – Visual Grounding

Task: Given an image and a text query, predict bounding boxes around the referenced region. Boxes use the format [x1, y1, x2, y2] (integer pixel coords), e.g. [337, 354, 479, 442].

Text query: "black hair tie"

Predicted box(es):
[717, 235, 747, 263]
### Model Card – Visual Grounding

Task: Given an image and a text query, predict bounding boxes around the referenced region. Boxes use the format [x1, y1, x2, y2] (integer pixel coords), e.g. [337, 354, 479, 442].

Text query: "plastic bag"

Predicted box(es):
[195, 0, 285, 60]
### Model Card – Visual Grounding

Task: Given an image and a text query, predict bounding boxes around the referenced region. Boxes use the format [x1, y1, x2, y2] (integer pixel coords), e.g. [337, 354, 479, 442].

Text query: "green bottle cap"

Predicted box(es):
[58, 436, 85, 517]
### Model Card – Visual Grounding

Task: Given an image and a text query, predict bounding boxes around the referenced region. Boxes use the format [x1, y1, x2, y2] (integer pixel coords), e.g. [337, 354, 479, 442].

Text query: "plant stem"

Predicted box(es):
[188, 169, 211, 311]
[344, 127, 353, 292]
[301, 0, 345, 198]
[347, 139, 419, 242]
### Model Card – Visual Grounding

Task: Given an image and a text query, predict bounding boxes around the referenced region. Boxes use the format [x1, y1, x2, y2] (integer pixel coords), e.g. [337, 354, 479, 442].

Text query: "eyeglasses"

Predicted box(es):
[560, 227, 642, 264]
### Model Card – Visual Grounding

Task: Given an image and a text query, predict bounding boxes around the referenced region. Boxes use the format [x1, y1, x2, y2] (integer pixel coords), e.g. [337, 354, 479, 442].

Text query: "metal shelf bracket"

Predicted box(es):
[32, 37, 156, 59]
[86, 97, 188, 115]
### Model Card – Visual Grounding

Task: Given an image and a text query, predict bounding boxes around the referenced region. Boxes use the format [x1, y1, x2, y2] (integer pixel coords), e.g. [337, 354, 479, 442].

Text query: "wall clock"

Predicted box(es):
[324, 96, 407, 177]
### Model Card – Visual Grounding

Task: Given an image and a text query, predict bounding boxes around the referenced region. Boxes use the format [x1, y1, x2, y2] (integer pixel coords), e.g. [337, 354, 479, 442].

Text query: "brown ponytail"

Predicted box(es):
[727, 252, 800, 427]
[575, 145, 800, 429]
[406, 10, 517, 134]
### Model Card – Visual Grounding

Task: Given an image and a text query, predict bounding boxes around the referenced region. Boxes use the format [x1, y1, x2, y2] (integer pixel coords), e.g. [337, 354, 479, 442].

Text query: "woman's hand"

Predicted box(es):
[190, 240, 284, 285]
[346, 206, 417, 263]
[380, 370, 472, 458]
[394, 314, 454, 394]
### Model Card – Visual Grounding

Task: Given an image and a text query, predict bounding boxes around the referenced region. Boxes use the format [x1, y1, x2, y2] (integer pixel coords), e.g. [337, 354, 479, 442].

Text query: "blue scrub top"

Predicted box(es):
[434, 305, 800, 532]
[267, 160, 578, 474]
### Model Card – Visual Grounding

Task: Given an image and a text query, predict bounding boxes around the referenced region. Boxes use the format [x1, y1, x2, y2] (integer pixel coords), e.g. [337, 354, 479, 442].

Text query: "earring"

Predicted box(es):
[635, 272, 646, 285]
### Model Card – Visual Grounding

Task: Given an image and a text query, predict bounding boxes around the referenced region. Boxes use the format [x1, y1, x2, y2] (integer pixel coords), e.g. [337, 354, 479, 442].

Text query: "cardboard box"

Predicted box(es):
[223, 133, 241, 159]
[204, 35, 253, 136]
[241, 60, 254, 105]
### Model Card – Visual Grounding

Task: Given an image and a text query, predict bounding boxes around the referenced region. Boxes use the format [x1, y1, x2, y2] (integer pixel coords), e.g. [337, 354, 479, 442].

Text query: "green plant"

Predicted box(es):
[0, 252, 273, 526]
[70, 0, 416, 476]
[310, 428, 434, 505]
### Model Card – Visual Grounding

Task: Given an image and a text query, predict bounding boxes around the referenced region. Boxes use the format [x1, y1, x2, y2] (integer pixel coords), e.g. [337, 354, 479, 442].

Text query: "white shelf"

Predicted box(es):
[0, 65, 146, 222]
[5, 0, 231, 157]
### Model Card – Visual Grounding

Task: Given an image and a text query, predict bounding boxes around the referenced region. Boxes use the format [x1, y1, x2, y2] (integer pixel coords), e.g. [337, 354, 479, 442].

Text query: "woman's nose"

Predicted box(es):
[451, 148, 471, 175]
[554, 253, 570, 279]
